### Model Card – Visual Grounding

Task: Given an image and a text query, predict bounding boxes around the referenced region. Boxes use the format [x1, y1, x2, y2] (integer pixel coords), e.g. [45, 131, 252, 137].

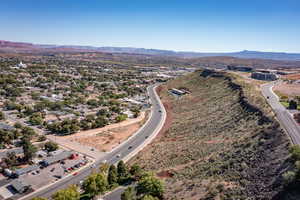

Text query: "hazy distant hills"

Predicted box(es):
[220, 50, 300, 61]
[55, 46, 300, 61]
[1, 40, 300, 61]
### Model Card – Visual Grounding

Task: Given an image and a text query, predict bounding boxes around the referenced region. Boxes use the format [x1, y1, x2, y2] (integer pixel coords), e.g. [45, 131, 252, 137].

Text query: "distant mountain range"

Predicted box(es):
[1, 40, 300, 61]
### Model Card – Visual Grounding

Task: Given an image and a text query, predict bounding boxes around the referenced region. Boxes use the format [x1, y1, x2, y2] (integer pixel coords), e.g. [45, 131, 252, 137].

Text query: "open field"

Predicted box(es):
[47, 111, 148, 155]
[74, 111, 149, 152]
[282, 73, 300, 80]
[274, 82, 300, 98]
[130, 70, 291, 199]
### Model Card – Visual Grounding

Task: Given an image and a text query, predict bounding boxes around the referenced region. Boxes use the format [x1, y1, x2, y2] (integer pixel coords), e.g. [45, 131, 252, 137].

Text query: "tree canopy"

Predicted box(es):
[52, 185, 80, 200]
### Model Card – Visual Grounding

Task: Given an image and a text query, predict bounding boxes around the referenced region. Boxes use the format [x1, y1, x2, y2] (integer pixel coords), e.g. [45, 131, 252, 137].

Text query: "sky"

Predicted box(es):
[0, 0, 300, 53]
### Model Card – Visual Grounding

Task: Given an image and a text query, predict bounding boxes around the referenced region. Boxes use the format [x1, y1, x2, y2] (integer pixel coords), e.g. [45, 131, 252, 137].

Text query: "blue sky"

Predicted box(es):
[0, 0, 299, 52]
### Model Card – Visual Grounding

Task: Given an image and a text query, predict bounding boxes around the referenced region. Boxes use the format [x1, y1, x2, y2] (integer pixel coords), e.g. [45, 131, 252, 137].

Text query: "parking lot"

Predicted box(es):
[19, 154, 89, 190]
[0, 153, 91, 199]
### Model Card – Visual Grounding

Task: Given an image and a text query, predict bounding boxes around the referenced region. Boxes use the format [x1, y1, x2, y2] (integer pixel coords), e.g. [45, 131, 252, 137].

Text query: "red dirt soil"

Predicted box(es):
[283, 73, 300, 80]
[156, 170, 174, 178]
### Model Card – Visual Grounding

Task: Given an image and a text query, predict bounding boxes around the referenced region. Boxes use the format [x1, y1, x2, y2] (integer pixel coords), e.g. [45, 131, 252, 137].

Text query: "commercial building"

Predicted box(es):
[10, 179, 30, 193]
[41, 151, 72, 166]
[227, 65, 253, 72]
[14, 165, 39, 177]
[251, 72, 278, 81]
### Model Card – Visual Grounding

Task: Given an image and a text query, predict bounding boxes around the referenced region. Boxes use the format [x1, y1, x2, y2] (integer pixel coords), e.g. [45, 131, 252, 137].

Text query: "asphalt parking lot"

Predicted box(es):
[19, 155, 89, 190]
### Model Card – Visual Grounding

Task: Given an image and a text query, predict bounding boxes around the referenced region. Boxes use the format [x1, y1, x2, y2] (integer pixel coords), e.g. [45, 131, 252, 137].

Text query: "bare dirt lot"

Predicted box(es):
[54, 111, 148, 153]
[274, 82, 300, 97]
[282, 73, 300, 80]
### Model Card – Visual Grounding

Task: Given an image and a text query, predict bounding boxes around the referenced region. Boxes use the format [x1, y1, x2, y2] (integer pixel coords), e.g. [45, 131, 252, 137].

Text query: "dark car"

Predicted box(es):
[128, 146, 132, 149]
[54, 175, 62, 179]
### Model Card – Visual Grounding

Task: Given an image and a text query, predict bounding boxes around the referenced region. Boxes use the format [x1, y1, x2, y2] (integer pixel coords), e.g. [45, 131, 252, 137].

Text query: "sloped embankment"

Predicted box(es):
[131, 70, 291, 199]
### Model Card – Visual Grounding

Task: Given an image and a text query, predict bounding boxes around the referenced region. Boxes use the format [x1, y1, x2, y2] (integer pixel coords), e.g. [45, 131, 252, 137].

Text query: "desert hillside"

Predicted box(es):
[130, 70, 292, 199]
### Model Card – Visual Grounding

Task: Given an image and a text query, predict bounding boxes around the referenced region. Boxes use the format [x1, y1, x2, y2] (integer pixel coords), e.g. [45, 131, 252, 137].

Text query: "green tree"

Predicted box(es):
[130, 164, 143, 181]
[99, 163, 110, 173]
[141, 195, 159, 200]
[110, 105, 121, 114]
[116, 114, 128, 122]
[289, 145, 300, 161]
[87, 99, 98, 108]
[0, 129, 14, 147]
[97, 109, 109, 117]
[136, 173, 164, 198]
[283, 171, 296, 186]
[94, 116, 108, 128]
[44, 141, 59, 152]
[21, 126, 36, 139]
[117, 160, 128, 183]
[52, 185, 80, 200]
[82, 173, 98, 197]
[4, 152, 18, 167]
[37, 135, 47, 142]
[31, 197, 48, 200]
[23, 106, 34, 116]
[0, 111, 5, 120]
[108, 165, 118, 187]
[20, 137, 37, 161]
[95, 172, 108, 194]
[121, 187, 136, 200]
[29, 115, 43, 126]
[14, 122, 23, 129]
[289, 100, 298, 110]
[131, 107, 140, 118]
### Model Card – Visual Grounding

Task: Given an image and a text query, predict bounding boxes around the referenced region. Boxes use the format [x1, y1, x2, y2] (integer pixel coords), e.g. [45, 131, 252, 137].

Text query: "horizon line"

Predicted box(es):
[1, 39, 300, 54]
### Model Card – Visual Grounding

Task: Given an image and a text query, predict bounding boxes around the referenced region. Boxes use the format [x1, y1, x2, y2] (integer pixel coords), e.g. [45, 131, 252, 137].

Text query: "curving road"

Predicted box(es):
[261, 82, 300, 145]
[21, 84, 166, 200]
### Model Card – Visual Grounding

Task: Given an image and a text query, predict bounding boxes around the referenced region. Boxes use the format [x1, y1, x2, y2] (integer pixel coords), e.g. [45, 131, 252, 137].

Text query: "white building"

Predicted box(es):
[16, 61, 27, 68]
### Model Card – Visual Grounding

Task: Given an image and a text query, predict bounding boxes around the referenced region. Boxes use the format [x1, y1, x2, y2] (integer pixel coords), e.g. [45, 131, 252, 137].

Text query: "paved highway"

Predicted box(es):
[261, 82, 300, 145]
[21, 84, 166, 200]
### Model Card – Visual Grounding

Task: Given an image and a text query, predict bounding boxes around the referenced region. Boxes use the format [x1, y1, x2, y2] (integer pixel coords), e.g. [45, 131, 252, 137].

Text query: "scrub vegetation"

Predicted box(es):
[131, 70, 293, 199]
